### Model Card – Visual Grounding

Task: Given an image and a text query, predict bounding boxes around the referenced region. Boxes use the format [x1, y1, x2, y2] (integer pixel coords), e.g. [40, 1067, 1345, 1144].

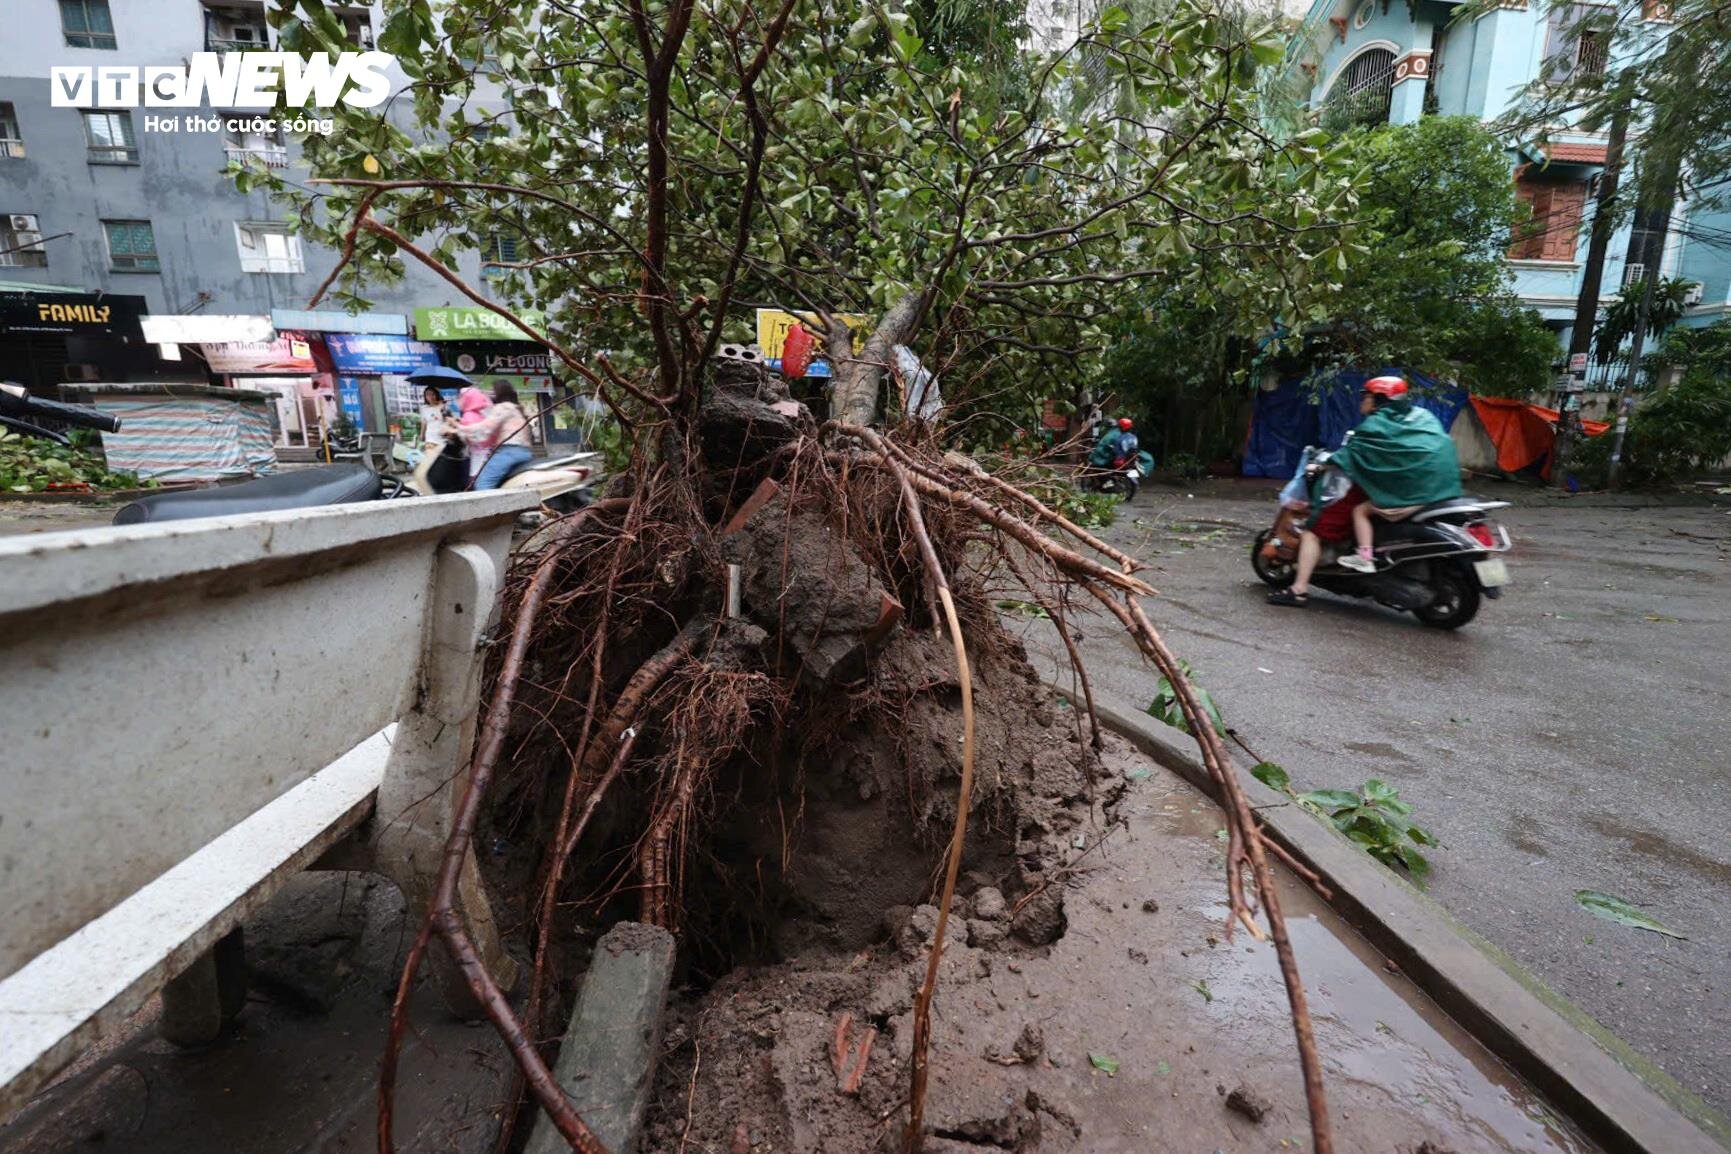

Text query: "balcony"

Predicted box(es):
[206, 32, 270, 52]
[0, 140, 23, 159]
[224, 144, 289, 168]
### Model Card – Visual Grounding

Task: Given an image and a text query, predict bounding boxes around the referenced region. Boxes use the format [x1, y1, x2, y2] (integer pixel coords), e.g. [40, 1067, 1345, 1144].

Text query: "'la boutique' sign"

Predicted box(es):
[414, 306, 542, 343]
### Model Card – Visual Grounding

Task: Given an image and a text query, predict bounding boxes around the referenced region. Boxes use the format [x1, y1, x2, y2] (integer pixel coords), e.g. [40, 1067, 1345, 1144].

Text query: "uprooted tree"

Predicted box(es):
[256, 0, 1361, 1149]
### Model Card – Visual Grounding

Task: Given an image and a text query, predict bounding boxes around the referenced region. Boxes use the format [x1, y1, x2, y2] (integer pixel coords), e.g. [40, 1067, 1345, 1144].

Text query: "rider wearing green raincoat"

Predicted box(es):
[1331, 375, 1461, 573]
[1330, 378, 1461, 509]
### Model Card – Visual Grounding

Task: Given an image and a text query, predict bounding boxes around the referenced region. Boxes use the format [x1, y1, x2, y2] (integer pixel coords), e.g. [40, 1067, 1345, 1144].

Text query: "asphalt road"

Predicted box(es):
[1011, 477, 1731, 1120]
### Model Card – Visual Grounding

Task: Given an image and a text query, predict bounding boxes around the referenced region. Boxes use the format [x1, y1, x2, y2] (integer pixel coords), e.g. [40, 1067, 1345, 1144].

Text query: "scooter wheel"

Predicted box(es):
[1250, 531, 1296, 589]
[1413, 563, 1481, 629]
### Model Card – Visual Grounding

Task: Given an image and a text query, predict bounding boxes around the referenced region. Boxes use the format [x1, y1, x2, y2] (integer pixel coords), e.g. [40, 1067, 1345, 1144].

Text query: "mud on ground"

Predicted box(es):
[641, 685, 1599, 1154]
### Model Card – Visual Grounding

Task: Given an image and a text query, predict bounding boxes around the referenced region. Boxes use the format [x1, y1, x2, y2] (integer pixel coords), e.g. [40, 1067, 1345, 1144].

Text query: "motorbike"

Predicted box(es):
[1084, 449, 1155, 501]
[1252, 449, 1513, 629]
[1, 381, 122, 442]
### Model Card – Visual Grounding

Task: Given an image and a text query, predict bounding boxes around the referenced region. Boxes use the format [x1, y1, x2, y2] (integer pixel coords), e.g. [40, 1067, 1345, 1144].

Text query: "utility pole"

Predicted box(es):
[1556, 88, 1630, 482]
[1606, 158, 1680, 490]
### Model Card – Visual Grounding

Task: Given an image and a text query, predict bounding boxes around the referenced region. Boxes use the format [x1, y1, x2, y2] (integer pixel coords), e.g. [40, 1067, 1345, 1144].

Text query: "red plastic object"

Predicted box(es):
[781, 325, 813, 379]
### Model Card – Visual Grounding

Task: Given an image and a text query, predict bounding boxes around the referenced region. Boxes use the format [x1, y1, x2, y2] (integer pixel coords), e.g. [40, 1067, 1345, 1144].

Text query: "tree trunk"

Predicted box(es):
[827, 290, 924, 428]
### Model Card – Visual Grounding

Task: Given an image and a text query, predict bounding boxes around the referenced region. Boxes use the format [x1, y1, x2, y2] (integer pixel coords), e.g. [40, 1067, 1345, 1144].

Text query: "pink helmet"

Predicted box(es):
[1364, 375, 1409, 398]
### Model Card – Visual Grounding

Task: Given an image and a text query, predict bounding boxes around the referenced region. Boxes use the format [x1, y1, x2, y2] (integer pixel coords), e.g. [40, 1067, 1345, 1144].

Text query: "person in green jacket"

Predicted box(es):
[1331, 375, 1462, 573]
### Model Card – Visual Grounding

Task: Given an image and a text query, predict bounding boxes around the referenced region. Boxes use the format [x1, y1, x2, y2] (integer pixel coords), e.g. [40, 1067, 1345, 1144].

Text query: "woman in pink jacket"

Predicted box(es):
[455, 386, 494, 480]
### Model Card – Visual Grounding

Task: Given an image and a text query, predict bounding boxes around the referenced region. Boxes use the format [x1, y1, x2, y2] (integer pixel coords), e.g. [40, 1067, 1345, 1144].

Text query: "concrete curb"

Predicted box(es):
[1060, 687, 1731, 1154]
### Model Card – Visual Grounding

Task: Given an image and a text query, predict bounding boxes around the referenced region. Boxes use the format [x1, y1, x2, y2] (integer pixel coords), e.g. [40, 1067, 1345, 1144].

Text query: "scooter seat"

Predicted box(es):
[113, 463, 382, 525]
[1411, 496, 1500, 521]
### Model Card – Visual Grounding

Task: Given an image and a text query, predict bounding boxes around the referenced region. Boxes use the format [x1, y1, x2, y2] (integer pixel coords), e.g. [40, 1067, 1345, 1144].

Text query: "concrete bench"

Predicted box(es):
[0, 490, 538, 1117]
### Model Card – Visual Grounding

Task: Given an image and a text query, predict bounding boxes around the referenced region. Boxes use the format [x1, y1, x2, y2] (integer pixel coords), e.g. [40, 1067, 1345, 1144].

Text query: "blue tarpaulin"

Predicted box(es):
[1243, 369, 1465, 478]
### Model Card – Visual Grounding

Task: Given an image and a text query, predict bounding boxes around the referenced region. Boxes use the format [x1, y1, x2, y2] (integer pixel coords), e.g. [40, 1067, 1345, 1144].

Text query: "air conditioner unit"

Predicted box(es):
[1683, 282, 1704, 306]
[1622, 262, 1645, 287]
[9, 213, 37, 232]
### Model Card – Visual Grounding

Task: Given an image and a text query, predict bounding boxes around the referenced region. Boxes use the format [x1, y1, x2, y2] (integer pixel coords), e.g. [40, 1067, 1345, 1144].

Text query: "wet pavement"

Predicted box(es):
[1011, 477, 1731, 1120]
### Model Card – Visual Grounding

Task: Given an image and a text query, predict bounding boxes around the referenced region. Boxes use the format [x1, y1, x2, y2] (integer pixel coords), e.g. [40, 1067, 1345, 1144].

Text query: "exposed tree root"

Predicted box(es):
[372, 416, 1335, 1154]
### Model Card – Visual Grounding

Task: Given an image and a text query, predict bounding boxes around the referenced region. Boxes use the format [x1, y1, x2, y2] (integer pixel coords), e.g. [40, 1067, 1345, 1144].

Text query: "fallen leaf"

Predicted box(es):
[1575, 890, 1685, 939]
[1192, 979, 1214, 1003]
[1155, 1059, 1171, 1075]
[1088, 1052, 1120, 1076]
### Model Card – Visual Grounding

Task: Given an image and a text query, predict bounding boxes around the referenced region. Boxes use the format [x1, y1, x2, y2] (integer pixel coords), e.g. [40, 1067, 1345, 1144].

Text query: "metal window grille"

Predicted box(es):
[104, 220, 160, 272]
[1576, 29, 1609, 76]
[60, 0, 117, 49]
[82, 110, 137, 163]
[1321, 49, 1395, 131]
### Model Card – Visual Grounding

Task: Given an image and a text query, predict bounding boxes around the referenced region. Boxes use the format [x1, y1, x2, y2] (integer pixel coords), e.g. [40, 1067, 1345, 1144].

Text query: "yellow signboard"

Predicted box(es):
[755, 308, 870, 360]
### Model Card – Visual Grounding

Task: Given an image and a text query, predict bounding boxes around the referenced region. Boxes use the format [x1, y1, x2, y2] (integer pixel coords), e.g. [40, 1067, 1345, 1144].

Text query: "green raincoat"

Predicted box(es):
[1330, 399, 1462, 508]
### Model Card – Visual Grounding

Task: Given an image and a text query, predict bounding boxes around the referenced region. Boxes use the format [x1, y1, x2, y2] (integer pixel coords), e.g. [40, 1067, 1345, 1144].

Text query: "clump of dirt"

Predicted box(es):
[639, 637, 1138, 1154]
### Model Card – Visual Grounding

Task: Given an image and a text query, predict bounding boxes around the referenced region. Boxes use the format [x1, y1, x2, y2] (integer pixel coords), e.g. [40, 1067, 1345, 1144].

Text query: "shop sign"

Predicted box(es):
[447, 345, 554, 375]
[336, 376, 366, 424]
[755, 308, 868, 360]
[325, 332, 439, 373]
[270, 308, 407, 336]
[141, 314, 273, 344]
[201, 333, 314, 373]
[0, 290, 147, 339]
[413, 306, 543, 342]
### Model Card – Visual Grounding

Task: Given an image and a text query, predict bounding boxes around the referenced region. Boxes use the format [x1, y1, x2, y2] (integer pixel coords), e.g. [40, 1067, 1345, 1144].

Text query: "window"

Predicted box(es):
[1544, 5, 1612, 84]
[1320, 48, 1395, 131]
[1510, 175, 1588, 262]
[0, 104, 22, 159]
[0, 213, 48, 268]
[481, 232, 520, 277]
[60, 0, 117, 49]
[203, 4, 270, 52]
[234, 221, 304, 274]
[104, 219, 159, 272]
[223, 116, 288, 167]
[82, 110, 137, 163]
[338, 9, 375, 48]
[1575, 28, 1609, 76]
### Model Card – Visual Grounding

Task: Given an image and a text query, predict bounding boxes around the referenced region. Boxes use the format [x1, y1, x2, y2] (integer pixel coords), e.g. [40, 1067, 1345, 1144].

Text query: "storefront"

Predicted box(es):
[269, 310, 414, 444]
[323, 332, 440, 435]
[0, 286, 151, 393]
[195, 330, 322, 449]
[413, 307, 562, 446]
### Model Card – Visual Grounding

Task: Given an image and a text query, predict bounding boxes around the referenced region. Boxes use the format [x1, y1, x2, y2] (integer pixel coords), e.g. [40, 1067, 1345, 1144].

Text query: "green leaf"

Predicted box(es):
[1088, 1052, 1120, 1076]
[1575, 891, 1686, 939]
[1298, 789, 1360, 813]
[1191, 979, 1213, 1003]
[1361, 778, 1397, 802]
[1250, 761, 1290, 792]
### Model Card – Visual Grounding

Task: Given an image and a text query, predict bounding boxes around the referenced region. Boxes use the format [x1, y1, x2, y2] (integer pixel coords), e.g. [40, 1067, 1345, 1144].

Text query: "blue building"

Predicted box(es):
[1279, 0, 1731, 382]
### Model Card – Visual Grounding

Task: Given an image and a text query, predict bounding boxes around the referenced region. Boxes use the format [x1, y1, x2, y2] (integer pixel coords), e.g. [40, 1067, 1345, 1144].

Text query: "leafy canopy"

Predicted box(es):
[252, 0, 1358, 416]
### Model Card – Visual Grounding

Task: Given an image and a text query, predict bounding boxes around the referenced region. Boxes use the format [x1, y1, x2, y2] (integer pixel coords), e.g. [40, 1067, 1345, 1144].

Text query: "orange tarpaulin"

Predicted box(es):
[1468, 396, 1610, 479]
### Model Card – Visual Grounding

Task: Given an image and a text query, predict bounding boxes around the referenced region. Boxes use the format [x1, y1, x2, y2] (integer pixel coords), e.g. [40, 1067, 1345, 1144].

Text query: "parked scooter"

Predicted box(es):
[403, 431, 601, 513]
[1251, 449, 1513, 629]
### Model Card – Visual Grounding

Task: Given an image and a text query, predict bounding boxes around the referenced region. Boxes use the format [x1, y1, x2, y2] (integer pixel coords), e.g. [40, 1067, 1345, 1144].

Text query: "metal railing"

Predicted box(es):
[206, 34, 270, 52]
[0, 140, 23, 159]
[224, 144, 289, 168]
